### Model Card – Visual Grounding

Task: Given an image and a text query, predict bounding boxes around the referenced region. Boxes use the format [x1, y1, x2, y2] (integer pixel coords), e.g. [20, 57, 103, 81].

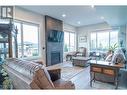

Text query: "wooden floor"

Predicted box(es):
[66, 62, 127, 89]
[48, 61, 127, 89]
[70, 66, 91, 89]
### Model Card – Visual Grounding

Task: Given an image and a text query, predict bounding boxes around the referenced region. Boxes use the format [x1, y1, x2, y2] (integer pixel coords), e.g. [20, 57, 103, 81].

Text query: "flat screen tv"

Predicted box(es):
[48, 30, 64, 42]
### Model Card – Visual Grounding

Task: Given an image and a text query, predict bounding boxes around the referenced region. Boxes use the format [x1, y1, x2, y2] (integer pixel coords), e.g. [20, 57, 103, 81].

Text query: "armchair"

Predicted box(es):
[66, 47, 87, 61]
[76, 47, 87, 57]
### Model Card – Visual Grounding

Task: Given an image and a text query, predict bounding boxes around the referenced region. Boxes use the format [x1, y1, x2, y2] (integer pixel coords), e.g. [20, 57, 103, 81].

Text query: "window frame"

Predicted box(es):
[14, 20, 40, 59]
[64, 30, 76, 53]
[90, 28, 119, 52]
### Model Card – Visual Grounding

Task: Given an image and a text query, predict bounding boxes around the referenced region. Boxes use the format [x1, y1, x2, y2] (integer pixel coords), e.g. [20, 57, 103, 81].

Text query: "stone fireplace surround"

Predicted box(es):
[45, 15, 63, 66]
[46, 42, 63, 66]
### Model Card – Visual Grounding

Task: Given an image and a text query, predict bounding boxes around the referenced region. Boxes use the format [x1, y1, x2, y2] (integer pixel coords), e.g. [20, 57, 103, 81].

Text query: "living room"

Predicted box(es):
[0, 6, 127, 90]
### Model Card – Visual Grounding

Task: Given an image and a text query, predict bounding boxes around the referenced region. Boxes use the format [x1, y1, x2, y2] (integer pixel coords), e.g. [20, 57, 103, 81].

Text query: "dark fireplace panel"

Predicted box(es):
[51, 52, 60, 65]
[45, 16, 63, 66]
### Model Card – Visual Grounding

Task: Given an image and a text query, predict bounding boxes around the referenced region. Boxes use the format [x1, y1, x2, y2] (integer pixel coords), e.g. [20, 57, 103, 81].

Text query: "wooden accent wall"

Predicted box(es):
[45, 15, 63, 66]
[45, 16, 63, 40]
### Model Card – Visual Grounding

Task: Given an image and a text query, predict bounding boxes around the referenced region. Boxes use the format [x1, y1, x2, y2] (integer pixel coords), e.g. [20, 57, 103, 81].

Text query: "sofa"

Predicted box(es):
[4, 58, 75, 89]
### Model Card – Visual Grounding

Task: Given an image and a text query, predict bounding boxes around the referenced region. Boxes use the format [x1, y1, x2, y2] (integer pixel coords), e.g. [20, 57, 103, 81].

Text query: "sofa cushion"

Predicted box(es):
[5, 58, 41, 79]
[4, 65, 32, 89]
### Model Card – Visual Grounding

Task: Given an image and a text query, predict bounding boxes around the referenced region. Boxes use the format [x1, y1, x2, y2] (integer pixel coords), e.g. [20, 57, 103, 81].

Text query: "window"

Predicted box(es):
[90, 29, 118, 52]
[110, 30, 118, 46]
[97, 31, 109, 51]
[91, 33, 96, 51]
[64, 31, 76, 52]
[70, 33, 75, 51]
[14, 21, 39, 58]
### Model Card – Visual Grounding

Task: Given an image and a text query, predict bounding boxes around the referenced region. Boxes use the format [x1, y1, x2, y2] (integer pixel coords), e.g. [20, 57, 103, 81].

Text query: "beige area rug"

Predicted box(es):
[47, 61, 84, 81]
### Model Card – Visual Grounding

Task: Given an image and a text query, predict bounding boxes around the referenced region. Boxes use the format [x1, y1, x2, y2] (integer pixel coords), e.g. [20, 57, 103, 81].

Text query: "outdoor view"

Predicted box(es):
[14, 22, 39, 58]
[64, 31, 76, 52]
[90, 29, 118, 52]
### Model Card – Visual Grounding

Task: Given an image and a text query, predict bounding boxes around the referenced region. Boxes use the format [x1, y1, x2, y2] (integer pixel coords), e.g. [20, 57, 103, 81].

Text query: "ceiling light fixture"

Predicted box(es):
[100, 16, 104, 20]
[91, 5, 94, 8]
[77, 21, 81, 24]
[62, 14, 66, 18]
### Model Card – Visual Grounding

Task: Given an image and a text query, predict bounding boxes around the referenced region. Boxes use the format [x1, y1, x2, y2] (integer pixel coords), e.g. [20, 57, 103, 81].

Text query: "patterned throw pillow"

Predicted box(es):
[105, 54, 113, 62]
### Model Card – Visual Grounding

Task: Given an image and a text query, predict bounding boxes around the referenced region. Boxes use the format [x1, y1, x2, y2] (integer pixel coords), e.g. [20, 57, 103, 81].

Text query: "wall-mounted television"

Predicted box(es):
[48, 30, 64, 42]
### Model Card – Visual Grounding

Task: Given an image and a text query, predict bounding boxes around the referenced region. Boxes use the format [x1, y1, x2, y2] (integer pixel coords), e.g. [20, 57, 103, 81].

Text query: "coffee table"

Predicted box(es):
[72, 57, 91, 67]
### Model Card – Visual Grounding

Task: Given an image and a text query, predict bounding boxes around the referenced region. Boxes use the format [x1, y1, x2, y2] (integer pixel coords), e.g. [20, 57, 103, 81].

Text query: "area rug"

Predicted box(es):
[47, 61, 84, 81]
[61, 66, 84, 81]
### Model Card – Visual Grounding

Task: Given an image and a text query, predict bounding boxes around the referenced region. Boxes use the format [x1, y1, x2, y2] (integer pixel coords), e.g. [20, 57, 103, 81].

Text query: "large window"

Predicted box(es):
[97, 31, 109, 51]
[90, 29, 118, 52]
[14, 21, 39, 58]
[64, 31, 76, 52]
[91, 33, 96, 51]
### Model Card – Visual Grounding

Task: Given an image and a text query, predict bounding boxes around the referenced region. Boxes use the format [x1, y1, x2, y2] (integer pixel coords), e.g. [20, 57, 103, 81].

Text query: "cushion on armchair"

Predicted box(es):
[111, 53, 126, 64]
[111, 49, 126, 64]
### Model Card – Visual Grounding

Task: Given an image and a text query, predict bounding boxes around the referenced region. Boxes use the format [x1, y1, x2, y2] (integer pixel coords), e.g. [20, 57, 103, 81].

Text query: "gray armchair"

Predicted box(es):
[111, 49, 126, 65]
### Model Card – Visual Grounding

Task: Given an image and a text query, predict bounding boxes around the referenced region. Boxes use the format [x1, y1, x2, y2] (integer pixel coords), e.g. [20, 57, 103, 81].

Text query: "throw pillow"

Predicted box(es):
[105, 54, 113, 62]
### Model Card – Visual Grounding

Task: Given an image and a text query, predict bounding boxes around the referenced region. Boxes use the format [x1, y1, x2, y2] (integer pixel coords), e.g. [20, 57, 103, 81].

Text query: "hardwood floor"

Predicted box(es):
[67, 62, 127, 89]
[70, 66, 91, 89]
[48, 61, 127, 89]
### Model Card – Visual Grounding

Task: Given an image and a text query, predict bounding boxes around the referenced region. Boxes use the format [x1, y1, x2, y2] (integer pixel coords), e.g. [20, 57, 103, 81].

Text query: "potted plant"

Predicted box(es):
[109, 43, 118, 53]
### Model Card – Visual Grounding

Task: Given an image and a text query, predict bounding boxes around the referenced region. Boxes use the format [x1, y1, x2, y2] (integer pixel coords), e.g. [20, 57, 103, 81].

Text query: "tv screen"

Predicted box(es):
[48, 30, 64, 42]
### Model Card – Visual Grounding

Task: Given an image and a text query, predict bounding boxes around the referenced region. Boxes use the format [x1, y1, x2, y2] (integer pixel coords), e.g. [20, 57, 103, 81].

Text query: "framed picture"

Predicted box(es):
[79, 36, 87, 43]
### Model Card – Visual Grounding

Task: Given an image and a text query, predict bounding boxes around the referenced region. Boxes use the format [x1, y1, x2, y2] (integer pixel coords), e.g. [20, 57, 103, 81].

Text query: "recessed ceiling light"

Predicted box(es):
[77, 21, 81, 24]
[91, 5, 94, 8]
[100, 16, 104, 20]
[62, 14, 66, 18]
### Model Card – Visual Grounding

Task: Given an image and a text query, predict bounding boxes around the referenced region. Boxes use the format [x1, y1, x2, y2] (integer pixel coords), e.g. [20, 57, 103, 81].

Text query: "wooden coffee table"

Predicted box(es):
[72, 57, 91, 67]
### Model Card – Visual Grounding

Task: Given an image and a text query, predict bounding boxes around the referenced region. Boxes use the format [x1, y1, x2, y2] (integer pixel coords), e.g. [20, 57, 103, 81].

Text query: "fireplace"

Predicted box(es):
[45, 16, 63, 66]
[51, 52, 60, 65]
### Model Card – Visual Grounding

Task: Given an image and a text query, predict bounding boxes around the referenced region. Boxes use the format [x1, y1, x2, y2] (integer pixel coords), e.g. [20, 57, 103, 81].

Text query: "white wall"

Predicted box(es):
[14, 7, 46, 64]
[77, 22, 111, 52]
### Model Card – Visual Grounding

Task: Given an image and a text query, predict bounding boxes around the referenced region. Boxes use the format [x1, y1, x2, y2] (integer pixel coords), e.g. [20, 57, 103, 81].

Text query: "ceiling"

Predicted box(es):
[19, 6, 127, 27]
[96, 6, 127, 26]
